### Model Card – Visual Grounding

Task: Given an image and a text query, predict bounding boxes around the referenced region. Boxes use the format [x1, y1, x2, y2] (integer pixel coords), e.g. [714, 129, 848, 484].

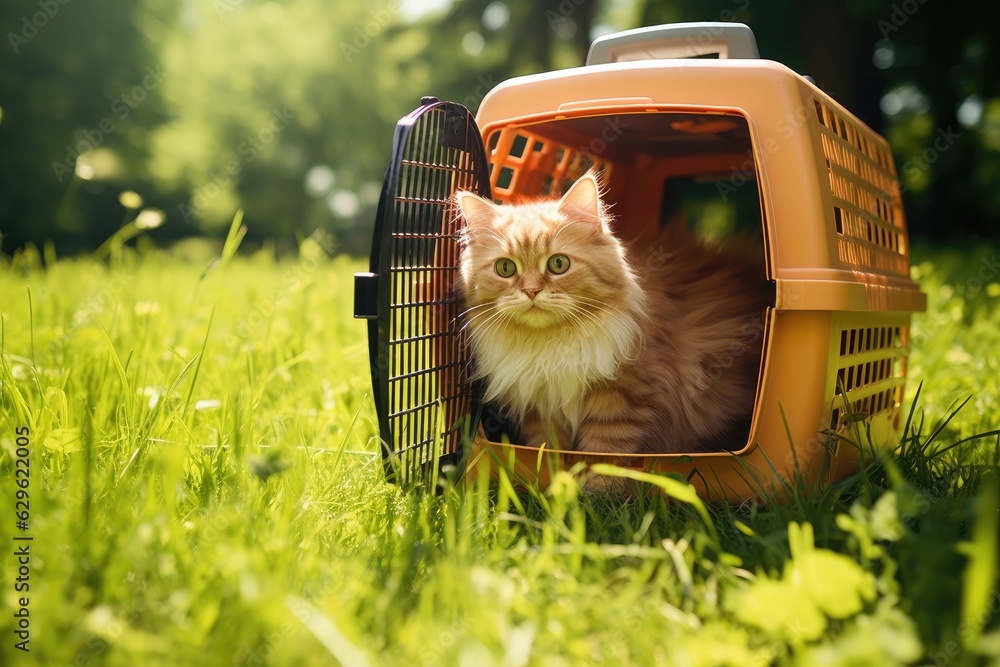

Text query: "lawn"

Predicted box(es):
[1, 232, 998, 666]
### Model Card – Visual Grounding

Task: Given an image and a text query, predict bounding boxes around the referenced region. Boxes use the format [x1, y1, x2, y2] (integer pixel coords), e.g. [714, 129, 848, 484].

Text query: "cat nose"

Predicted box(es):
[521, 287, 541, 300]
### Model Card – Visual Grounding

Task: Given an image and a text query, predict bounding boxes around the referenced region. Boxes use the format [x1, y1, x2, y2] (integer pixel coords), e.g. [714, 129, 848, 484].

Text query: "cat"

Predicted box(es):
[454, 171, 773, 459]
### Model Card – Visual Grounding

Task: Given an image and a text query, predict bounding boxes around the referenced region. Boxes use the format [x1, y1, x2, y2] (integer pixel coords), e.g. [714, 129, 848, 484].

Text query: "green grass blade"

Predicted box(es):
[27, 284, 35, 370]
[183, 305, 215, 416]
[220, 209, 247, 267]
[958, 475, 999, 647]
[100, 325, 131, 395]
[589, 464, 719, 545]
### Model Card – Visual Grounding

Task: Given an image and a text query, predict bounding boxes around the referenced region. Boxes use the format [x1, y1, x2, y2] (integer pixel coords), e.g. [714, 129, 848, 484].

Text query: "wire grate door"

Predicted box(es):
[357, 98, 491, 485]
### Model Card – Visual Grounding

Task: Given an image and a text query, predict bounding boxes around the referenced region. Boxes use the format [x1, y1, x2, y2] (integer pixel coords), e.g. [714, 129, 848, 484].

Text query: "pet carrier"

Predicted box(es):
[355, 23, 926, 502]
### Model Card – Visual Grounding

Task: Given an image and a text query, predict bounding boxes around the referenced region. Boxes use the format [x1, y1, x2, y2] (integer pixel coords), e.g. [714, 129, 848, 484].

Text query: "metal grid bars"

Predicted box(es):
[380, 102, 490, 484]
[813, 97, 910, 278]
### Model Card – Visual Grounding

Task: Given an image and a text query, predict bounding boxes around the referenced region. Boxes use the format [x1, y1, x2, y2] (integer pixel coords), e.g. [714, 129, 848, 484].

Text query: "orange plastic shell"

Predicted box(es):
[457, 58, 925, 503]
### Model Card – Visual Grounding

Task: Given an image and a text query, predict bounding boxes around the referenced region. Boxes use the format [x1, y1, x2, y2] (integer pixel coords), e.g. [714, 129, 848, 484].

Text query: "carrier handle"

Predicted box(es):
[586, 22, 759, 65]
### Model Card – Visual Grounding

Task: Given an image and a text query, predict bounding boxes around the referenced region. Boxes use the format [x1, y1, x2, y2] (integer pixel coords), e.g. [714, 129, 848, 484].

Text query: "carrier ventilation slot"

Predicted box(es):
[485, 128, 612, 201]
[830, 324, 906, 430]
[813, 98, 909, 279]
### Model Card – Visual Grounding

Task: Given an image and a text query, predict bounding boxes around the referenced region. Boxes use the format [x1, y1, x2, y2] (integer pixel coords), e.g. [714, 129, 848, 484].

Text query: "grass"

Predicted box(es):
[0, 233, 998, 666]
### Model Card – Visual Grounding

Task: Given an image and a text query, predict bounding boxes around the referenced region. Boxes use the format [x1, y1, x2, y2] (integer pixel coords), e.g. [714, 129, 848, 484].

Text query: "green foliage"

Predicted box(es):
[4, 0, 994, 255]
[730, 522, 878, 644]
[909, 244, 1000, 439]
[1, 238, 999, 665]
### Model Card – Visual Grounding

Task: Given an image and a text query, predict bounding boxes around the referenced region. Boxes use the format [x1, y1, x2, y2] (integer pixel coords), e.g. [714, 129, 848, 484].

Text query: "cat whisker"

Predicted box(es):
[562, 304, 623, 339]
[461, 304, 515, 337]
[557, 302, 602, 327]
[574, 295, 650, 332]
[558, 308, 599, 337]
[462, 308, 503, 333]
[457, 302, 495, 320]
[470, 315, 517, 361]
[461, 303, 497, 321]
[562, 303, 643, 362]
[467, 308, 513, 339]
[562, 297, 638, 332]
[572, 293, 640, 318]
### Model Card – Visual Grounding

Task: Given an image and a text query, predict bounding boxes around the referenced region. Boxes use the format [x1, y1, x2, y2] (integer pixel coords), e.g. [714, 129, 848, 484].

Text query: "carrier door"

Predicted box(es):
[354, 98, 491, 486]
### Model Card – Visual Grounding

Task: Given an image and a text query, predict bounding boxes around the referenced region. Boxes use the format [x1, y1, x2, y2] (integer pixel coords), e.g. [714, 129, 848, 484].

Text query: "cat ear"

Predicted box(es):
[557, 172, 604, 227]
[455, 191, 498, 227]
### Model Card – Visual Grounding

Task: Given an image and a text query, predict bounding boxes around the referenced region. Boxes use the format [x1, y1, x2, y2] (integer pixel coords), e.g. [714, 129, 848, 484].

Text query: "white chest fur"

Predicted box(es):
[468, 310, 641, 431]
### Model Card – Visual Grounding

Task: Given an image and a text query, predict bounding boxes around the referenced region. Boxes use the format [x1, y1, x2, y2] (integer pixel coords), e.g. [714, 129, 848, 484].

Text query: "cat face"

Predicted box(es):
[455, 173, 634, 330]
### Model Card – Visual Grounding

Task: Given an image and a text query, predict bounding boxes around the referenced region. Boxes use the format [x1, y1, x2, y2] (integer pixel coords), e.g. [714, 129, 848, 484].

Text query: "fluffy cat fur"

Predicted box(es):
[454, 171, 773, 456]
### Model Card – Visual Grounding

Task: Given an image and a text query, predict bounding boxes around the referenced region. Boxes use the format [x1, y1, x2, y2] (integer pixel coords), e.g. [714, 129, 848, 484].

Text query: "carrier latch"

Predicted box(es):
[353, 272, 378, 319]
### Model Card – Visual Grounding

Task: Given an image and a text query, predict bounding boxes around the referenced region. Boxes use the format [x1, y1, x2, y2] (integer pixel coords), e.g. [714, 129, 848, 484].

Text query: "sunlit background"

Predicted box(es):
[1, 0, 997, 256]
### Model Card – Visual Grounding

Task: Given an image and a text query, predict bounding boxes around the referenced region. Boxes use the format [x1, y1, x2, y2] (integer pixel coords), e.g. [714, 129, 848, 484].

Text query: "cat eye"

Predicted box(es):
[546, 254, 571, 274]
[494, 258, 517, 277]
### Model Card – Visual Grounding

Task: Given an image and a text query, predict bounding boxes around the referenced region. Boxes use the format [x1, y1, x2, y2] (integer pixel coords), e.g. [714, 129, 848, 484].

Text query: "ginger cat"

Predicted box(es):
[455, 171, 772, 456]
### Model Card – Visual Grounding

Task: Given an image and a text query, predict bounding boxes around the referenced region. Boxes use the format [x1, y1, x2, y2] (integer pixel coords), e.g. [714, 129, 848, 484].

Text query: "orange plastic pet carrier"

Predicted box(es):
[354, 23, 926, 502]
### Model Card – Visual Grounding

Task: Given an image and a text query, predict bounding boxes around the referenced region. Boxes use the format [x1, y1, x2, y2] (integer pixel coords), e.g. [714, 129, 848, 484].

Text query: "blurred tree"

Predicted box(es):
[871, 2, 999, 240]
[0, 0, 176, 254]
